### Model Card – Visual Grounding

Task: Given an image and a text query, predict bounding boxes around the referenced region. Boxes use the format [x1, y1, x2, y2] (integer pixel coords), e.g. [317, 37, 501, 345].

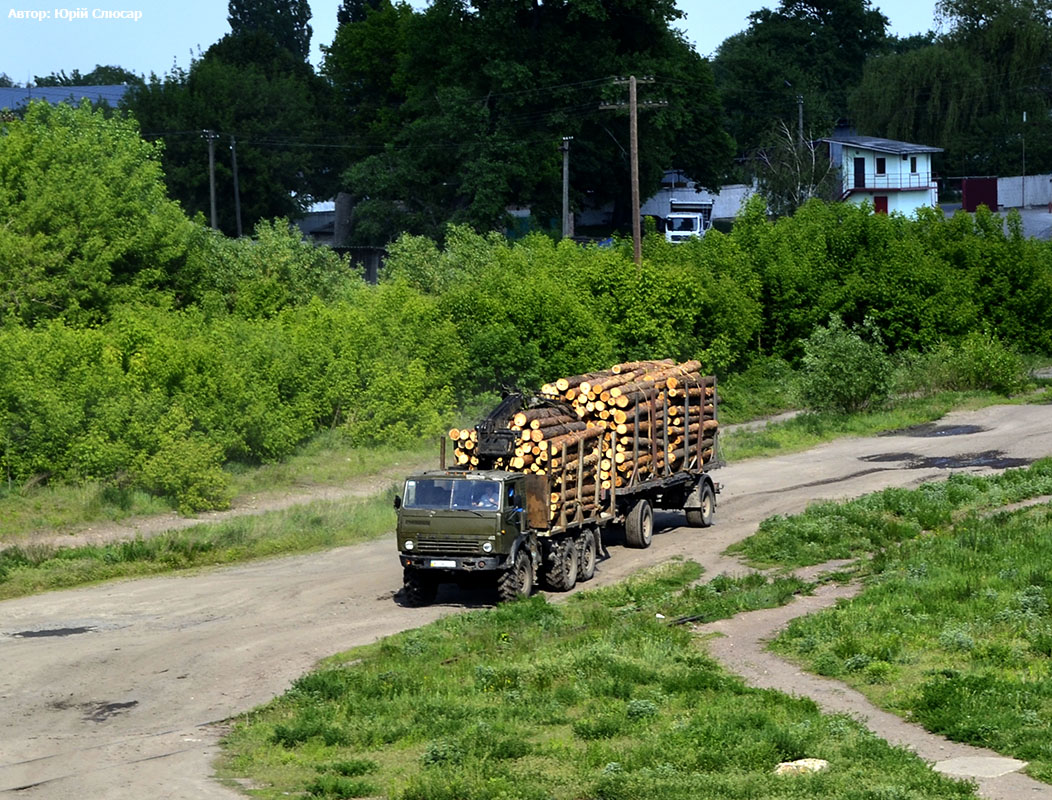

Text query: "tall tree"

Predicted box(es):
[228, 0, 312, 61]
[852, 0, 1052, 176]
[336, 0, 382, 26]
[127, 30, 338, 236]
[324, 0, 734, 243]
[0, 102, 194, 325]
[33, 65, 144, 86]
[713, 0, 888, 156]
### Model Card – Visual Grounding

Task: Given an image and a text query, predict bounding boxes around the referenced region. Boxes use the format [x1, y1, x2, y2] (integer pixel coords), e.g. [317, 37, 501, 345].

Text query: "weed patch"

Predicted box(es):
[771, 500, 1052, 780]
[218, 562, 977, 799]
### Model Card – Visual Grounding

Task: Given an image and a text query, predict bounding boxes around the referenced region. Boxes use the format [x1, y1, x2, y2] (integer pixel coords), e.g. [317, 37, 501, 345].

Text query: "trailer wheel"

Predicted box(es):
[544, 537, 579, 592]
[577, 529, 598, 582]
[403, 567, 438, 607]
[625, 499, 654, 548]
[685, 483, 716, 528]
[497, 549, 534, 603]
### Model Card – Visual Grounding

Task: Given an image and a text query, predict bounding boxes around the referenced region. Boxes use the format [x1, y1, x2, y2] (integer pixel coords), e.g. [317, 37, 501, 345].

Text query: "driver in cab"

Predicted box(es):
[474, 485, 499, 509]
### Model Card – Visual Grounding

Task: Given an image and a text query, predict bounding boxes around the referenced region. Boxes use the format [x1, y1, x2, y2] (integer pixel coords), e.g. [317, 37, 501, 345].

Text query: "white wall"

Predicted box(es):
[997, 174, 1052, 208]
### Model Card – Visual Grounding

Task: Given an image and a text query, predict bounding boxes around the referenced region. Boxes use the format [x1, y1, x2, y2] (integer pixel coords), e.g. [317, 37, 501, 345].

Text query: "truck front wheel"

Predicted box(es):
[625, 498, 654, 548]
[403, 567, 438, 607]
[497, 550, 534, 603]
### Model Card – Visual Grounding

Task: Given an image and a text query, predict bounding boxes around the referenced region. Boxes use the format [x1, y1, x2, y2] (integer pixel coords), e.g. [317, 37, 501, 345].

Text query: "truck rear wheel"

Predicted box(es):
[403, 567, 438, 607]
[625, 499, 654, 548]
[685, 483, 715, 528]
[497, 550, 534, 603]
[577, 529, 597, 582]
[543, 537, 578, 592]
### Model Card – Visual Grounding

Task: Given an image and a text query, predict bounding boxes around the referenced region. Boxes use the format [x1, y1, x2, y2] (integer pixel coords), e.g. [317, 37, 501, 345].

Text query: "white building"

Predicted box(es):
[822, 135, 942, 215]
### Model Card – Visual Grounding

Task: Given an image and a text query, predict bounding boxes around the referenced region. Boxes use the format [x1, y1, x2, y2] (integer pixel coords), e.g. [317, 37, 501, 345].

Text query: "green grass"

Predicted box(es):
[0, 435, 436, 543]
[218, 562, 977, 800]
[0, 487, 399, 600]
[731, 459, 1052, 569]
[770, 502, 1052, 782]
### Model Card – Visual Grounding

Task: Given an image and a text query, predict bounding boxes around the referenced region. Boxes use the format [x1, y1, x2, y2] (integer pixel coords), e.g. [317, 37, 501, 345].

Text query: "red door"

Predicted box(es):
[874, 196, 888, 214]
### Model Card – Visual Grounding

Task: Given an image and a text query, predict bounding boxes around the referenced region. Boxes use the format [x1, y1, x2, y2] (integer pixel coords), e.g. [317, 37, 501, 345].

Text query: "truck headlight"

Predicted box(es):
[482, 541, 493, 553]
[404, 540, 414, 551]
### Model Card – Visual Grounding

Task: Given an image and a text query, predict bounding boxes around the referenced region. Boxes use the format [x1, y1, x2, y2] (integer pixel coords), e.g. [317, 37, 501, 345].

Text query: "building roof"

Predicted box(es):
[821, 135, 943, 155]
[0, 85, 131, 109]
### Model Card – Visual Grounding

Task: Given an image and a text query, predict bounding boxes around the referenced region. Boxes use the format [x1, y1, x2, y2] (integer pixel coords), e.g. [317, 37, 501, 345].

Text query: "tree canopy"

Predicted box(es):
[0, 101, 194, 326]
[126, 31, 338, 236]
[324, 0, 734, 243]
[33, 65, 144, 86]
[228, 0, 313, 61]
[713, 0, 888, 156]
[852, 0, 1052, 176]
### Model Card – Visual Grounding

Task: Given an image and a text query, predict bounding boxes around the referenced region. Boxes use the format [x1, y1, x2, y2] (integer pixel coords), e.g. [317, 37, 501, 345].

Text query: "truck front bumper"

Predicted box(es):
[400, 554, 504, 571]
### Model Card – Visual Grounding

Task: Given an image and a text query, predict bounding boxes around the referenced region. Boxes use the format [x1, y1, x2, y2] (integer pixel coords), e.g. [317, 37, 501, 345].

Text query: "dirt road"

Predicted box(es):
[2, 403, 1051, 799]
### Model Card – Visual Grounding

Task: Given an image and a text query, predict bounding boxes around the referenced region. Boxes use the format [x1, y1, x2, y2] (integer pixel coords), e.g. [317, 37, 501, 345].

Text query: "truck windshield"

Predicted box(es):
[403, 479, 501, 511]
[668, 216, 698, 232]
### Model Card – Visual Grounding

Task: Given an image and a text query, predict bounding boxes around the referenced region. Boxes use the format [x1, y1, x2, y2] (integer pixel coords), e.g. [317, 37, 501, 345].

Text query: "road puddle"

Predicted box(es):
[881, 423, 988, 438]
[861, 451, 1031, 470]
[11, 626, 95, 638]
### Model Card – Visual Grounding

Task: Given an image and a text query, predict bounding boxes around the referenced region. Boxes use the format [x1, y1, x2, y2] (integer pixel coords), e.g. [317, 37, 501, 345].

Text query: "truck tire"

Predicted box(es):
[544, 537, 578, 592]
[497, 550, 534, 603]
[685, 483, 715, 528]
[577, 529, 597, 582]
[403, 567, 438, 607]
[625, 499, 654, 548]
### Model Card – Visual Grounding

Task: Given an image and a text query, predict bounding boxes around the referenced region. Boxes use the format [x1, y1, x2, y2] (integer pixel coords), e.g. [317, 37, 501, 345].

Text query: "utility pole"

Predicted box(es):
[1022, 110, 1027, 208]
[561, 136, 573, 239]
[230, 135, 243, 237]
[601, 76, 665, 267]
[202, 129, 219, 229]
[797, 95, 804, 147]
[629, 76, 641, 265]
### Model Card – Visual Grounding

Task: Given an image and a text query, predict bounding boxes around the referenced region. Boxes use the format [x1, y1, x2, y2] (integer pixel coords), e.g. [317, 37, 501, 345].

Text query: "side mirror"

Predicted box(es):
[393, 495, 402, 510]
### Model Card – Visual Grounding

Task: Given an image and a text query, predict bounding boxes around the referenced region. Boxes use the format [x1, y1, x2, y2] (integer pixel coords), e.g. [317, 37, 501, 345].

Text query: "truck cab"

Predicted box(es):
[664, 199, 713, 243]
[395, 470, 542, 605]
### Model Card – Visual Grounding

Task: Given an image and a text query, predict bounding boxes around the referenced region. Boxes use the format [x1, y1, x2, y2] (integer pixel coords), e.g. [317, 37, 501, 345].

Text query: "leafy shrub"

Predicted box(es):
[801, 316, 891, 413]
[894, 333, 1027, 396]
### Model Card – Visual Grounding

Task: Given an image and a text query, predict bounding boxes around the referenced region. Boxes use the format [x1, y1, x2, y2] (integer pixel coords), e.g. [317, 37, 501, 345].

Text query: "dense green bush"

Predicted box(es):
[893, 332, 1028, 397]
[4, 102, 1052, 511]
[800, 316, 891, 413]
[0, 290, 464, 510]
[0, 101, 195, 326]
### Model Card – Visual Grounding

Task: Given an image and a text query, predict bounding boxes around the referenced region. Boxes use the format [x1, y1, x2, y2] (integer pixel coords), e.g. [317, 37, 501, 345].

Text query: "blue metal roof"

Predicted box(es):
[0, 85, 131, 109]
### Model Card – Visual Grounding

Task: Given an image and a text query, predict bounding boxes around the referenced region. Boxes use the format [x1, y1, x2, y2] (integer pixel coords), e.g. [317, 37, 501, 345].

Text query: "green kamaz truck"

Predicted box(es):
[394, 366, 720, 605]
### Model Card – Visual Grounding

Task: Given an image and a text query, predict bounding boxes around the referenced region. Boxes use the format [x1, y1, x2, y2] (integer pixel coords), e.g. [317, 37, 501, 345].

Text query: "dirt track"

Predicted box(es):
[2, 403, 1052, 799]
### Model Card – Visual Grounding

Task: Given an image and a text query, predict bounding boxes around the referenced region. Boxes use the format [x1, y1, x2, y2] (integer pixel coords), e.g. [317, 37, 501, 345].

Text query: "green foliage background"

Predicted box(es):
[2, 103, 1052, 512]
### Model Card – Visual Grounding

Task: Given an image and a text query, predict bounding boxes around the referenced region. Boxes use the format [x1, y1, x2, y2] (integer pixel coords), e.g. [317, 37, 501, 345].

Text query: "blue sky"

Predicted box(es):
[1, 1, 939, 83]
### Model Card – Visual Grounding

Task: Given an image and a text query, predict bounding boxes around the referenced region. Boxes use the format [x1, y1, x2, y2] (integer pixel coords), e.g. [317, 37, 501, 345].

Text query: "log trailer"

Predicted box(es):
[394, 361, 721, 605]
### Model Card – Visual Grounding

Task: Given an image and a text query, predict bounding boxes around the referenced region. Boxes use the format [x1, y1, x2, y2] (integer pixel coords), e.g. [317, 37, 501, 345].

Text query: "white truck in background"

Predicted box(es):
[664, 198, 713, 243]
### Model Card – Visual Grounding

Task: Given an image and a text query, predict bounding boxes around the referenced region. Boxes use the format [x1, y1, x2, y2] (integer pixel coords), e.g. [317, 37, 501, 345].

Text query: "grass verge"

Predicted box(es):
[0, 487, 398, 600]
[218, 561, 977, 800]
[0, 436, 435, 542]
[772, 502, 1052, 782]
[726, 461, 1052, 782]
[729, 459, 1052, 569]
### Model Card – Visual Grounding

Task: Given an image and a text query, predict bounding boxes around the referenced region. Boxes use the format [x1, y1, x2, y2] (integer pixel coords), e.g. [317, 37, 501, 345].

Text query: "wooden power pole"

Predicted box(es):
[202, 129, 219, 230]
[601, 76, 665, 267]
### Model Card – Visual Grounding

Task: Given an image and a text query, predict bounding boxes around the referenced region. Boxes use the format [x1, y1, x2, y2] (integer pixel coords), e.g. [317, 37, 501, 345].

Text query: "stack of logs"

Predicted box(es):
[447, 359, 717, 525]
